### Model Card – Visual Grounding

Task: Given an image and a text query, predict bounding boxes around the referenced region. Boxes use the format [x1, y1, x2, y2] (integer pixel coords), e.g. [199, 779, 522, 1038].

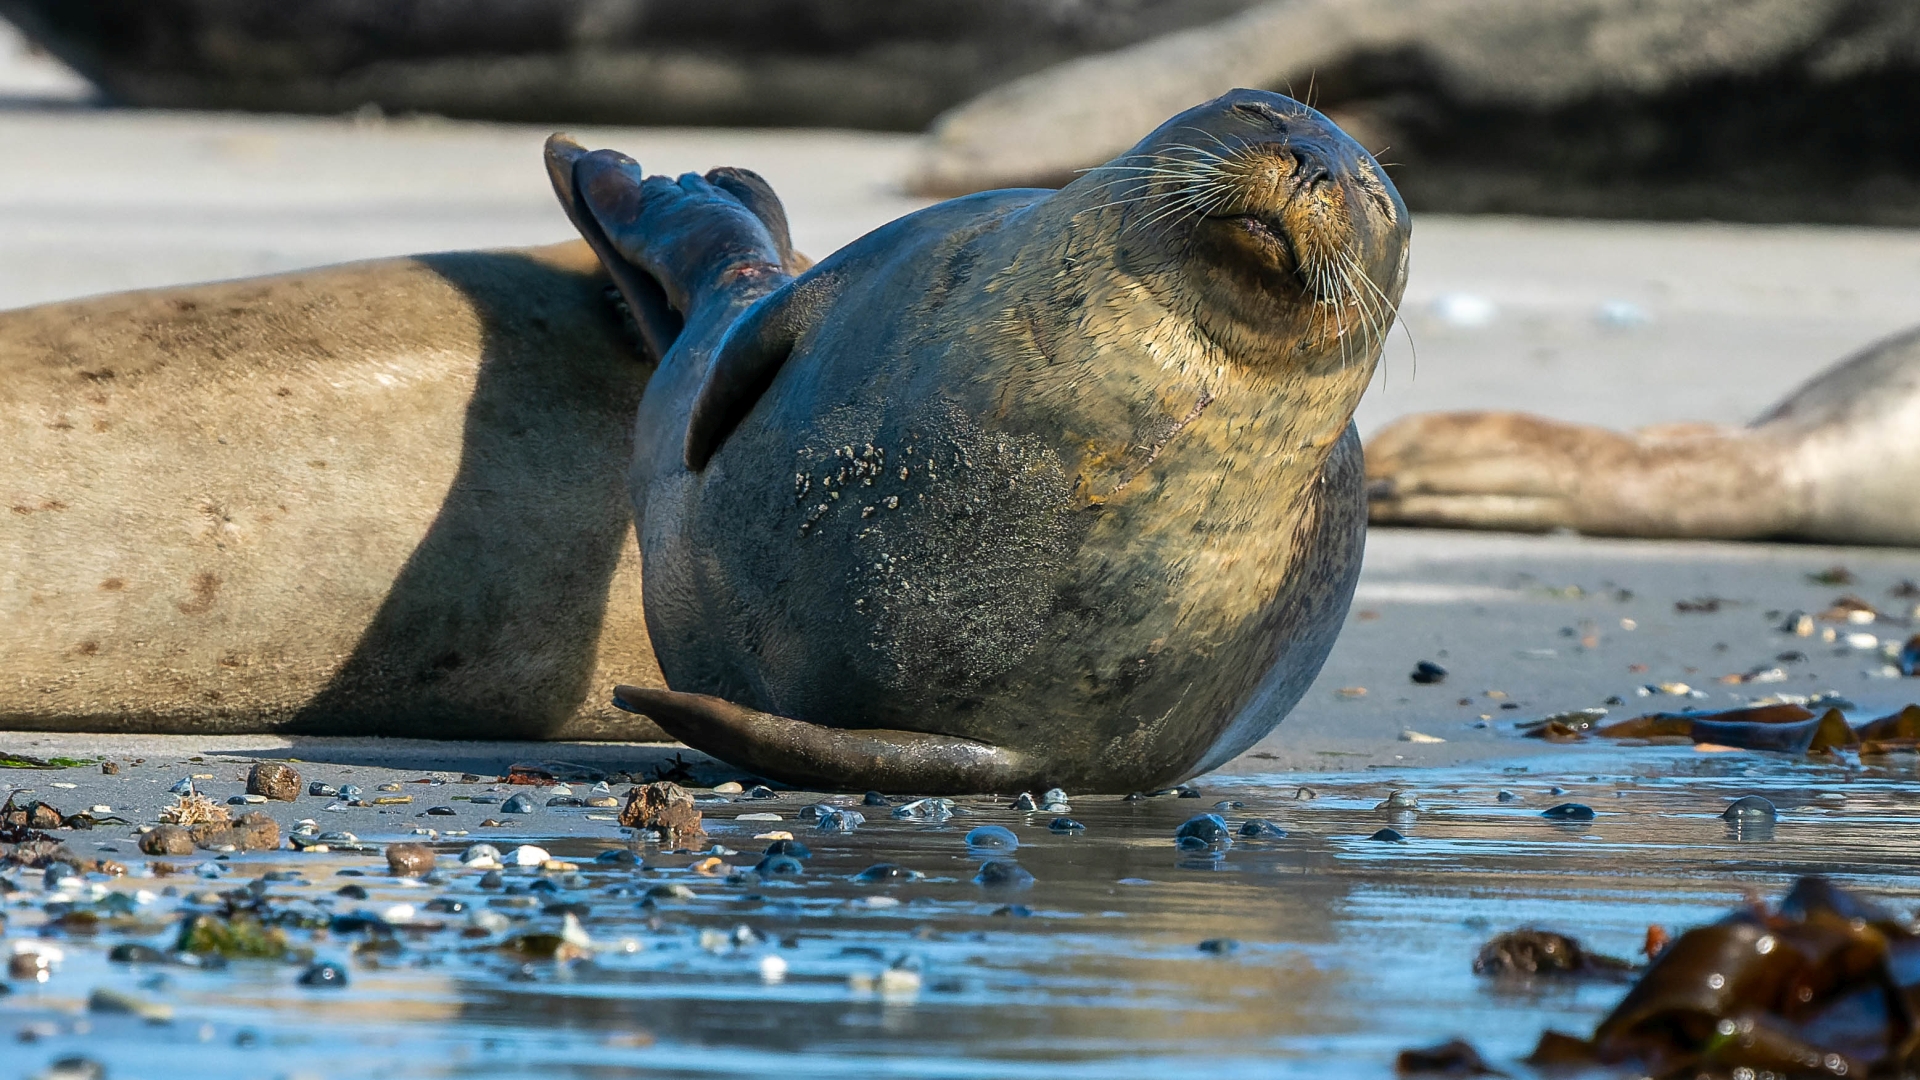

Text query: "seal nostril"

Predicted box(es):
[1293, 154, 1331, 189]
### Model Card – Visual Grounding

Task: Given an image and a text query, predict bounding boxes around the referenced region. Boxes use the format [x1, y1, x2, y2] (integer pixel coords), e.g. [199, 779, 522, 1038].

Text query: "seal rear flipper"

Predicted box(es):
[612, 685, 1033, 794]
[544, 134, 682, 363]
[702, 166, 811, 275]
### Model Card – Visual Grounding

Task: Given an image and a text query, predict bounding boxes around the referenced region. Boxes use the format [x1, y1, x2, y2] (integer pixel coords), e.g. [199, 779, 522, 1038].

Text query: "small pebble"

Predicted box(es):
[763, 839, 812, 860]
[1496, 790, 1520, 802]
[964, 825, 1019, 850]
[1175, 785, 1202, 799]
[297, 961, 348, 988]
[1238, 818, 1287, 838]
[385, 842, 436, 877]
[1173, 814, 1231, 850]
[814, 808, 865, 833]
[426, 805, 456, 816]
[992, 903, 1033, 917]
[338, 784, 363, 800]
[594, 849, 640, 865]
[863, 791, 890, 807]
[1048, 817, 1085, 832]
[1410, 660, 1448, 684]
[855, 863, 921, 883]
[1198, 938, 1240, 955]
[748, 786, 777, 799]
[1723, 795, 1778, 822]
[477, 870, 505, 890]
[1542, 803, 1595, 821]
[1368, 828, 1406, 842]
[974, 859, 1034, 889]
[754, 855, 805, 878]
[507, 844, 551, 867]
[336, 884, 369, 899]
[1212, 800, 1245, 810]
[500, 793, 535, 814]
[713, 782, 744, 795]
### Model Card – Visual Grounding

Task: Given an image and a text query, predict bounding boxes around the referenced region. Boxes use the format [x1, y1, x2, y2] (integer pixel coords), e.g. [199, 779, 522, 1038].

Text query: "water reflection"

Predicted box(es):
[7, 749, 1920, 1078]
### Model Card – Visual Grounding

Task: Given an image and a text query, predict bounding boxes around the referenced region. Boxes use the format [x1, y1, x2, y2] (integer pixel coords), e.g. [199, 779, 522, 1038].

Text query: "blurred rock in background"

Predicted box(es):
[911, 0, 1920, 225]
[0, 0, 1258, 129]
[5, 0, 1917, 225]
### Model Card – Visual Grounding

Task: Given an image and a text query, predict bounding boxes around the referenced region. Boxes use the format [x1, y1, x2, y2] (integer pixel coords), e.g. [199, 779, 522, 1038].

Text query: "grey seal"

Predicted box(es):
[1366, 327, 1920, 546]
[550, 87, 1410, 792]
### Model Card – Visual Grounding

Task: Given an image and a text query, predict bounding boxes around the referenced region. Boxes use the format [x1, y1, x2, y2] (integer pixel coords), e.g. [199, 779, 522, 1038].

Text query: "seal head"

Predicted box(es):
[553, 88, 1409, 792]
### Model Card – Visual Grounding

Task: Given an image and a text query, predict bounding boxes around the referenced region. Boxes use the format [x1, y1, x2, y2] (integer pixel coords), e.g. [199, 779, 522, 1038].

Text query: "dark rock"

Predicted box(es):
[545, 795, 585, 807]
[1541, 803, 1595, 821]
[814, 807, 865, 833]
[748, 785, 777, 799]
[246, 762, 301, 801]
[1474, 928, 1631, 978]
[477, 870, 505, 890]
[1173, 813, 1231, 850]
[991, 903, 1033, 917]
[1369, 828, 1406, 842]
[307, 782, 338, 798]
[500, 793, 536, 814]
[1048, 817, 1085, 832]
[594, 849, 640, 865]
[855, 863, 920, 883]
[1198, 937, 1240, 954]
[1396, 1038, 1500, 1076]
[385, 842, 436, 877]
[1238, 818, 1287, 838]
[139, 825, 195, 856]
[1496, 790, 1520, 802]
[763, 839, 811, 860]
[974, 859, 1034, 889]
[964, 825, 1018, 850]
[336, 884, 369, 899]
[107, 943, 167, 963]
[863, 791, 890, 806]
[1723, 795, 1777, 822]
[754, 855, 805, 878]
[1009, 793, 1037, 811]
[426, 806, 456, 816]
[1411, 660, 1449, 684]
[297, 961, 348, 988]
[1175, 785, 1202, 798]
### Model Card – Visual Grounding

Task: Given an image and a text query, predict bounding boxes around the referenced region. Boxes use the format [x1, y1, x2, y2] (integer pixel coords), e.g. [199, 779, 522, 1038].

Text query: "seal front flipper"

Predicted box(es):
[683, 270, 847, 470]
[611, 686, 1033, 794]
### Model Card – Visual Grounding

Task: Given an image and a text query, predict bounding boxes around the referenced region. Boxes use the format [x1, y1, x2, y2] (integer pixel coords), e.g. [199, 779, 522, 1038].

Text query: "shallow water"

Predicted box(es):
[8, 747, 1920, 1079]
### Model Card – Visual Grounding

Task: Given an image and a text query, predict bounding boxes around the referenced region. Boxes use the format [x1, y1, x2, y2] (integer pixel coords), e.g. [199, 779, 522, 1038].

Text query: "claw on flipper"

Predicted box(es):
[611, 685, 1033, 794]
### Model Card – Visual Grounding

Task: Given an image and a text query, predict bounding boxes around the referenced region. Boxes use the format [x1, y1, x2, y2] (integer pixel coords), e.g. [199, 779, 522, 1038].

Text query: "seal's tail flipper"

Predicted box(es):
[612, 685, 1035, 795]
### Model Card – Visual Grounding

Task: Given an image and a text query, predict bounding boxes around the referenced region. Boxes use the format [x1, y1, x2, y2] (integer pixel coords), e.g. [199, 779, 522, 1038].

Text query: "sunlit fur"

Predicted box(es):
[1073, 96, 1409, 380]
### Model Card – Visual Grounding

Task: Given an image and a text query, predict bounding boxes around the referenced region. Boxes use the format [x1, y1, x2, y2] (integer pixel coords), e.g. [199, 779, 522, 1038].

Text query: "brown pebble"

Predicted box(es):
[189, 811, 279, 852]
[618, 782, 704, 842]
[139, 825, 196, 856]
[26, 802, 64, 830]
[385, 842, 437, 877]
[246, 762, 301, 801]
[101, 761, 119, 775]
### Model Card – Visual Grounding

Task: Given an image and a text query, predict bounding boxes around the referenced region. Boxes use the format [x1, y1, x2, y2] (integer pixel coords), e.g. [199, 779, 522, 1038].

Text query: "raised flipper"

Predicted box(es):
[612, 685, 1035, 794]
[544, 135, 682, 363]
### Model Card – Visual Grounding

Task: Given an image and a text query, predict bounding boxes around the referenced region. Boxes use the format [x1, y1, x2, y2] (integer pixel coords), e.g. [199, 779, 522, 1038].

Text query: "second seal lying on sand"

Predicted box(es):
[553, 88, 1410, 793]
[1366, 328, 1920, 547]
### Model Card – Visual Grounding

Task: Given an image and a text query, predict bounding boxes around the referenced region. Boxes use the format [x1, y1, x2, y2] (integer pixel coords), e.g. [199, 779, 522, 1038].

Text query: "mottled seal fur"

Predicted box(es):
[553, 88, 1410, 792]
[0, 242, 671, 738]
[1367, 327, 1920, 546]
